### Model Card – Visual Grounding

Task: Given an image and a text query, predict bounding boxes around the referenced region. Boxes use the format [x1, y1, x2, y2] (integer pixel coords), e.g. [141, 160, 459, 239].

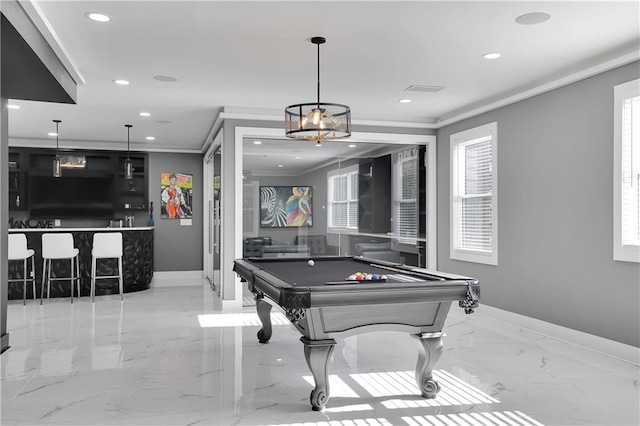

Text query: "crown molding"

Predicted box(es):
[217, 109, 437, 129]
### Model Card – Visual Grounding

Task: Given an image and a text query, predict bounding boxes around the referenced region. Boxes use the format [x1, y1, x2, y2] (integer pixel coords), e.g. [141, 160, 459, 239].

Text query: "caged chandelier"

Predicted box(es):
[285, 36, 351, 142]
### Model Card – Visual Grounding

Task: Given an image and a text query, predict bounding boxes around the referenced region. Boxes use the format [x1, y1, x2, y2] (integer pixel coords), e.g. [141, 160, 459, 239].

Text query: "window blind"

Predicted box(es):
[459, 138, 493, 252]
[348, 172, 359, 228]
[393, 148, 418, 244]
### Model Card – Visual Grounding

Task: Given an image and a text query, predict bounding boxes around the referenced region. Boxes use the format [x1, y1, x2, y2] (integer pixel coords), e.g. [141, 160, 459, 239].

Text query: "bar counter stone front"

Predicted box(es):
[7, 227, 153, 300]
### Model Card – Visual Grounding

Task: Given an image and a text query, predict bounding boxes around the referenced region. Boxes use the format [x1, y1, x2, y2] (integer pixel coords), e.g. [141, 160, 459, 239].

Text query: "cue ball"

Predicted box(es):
[307, 260, 315, 266]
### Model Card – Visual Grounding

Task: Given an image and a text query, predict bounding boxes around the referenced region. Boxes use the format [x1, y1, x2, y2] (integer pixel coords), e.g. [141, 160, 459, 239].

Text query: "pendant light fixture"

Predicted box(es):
[52, 120, 62, 178]
[285, 36, 351, 142]
[124, 124, 133, 180]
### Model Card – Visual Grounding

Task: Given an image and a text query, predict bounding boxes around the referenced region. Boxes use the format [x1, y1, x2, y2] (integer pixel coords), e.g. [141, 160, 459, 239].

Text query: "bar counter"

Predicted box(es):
[7, 227, 154, 300]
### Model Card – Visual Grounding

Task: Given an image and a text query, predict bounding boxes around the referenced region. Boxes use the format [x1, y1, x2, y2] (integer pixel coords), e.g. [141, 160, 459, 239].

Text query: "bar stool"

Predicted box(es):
[41, 233, 80, 304]
[8, 233, 36, 305]
[91, 232, 124, 302]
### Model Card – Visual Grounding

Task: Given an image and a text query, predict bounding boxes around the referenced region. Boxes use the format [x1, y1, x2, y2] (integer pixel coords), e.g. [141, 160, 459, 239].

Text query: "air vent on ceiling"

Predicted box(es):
[405, 84, 445, 93]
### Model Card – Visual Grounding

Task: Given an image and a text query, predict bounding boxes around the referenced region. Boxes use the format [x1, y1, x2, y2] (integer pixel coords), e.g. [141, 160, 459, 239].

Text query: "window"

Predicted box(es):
[450, 122, 498, 265]
[393, 147, 419, 244]
[614, 79, 640, 263]
[327, 165, 358, 231]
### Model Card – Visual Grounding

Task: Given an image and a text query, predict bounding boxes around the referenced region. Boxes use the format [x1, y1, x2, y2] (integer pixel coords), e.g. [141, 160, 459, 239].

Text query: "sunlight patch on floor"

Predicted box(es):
[197, 312, 289, 327]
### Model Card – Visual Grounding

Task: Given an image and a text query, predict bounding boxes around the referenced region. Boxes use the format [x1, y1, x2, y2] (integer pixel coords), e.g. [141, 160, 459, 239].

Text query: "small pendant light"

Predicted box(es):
[124, 124, 133, 179]
[52, 120, 62, 178]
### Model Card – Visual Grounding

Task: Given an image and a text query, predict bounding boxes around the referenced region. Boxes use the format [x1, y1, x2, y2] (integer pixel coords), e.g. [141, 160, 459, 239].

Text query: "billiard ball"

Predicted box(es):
[307, 259, 315, 266]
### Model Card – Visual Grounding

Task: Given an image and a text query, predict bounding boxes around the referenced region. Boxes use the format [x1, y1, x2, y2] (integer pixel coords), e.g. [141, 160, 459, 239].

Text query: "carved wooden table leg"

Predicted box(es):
[300, 337, 336, 411]
[412, 332, 444, 398]
[255, 294, 272, 343]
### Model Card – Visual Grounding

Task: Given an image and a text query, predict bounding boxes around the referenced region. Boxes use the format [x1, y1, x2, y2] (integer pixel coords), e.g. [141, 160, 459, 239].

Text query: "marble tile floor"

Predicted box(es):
[1, 282, 638, 426]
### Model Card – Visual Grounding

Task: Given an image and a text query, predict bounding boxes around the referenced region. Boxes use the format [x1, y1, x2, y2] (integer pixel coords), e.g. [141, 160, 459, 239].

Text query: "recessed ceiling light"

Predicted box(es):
[48, 132, 57, 137]
[7, 104, 20, 109]
[348, 144, 356, 148]
[399, 99, 412, 103]
[86, 12, 111, 22]
[516, 12, 551, 25]
[277, 164, 284, 168]
[113, 79, 130, 85]
[482, 52, 502, 60]
[253, 140, 262, 145]
[139, 112, 151, 117]
[294, 156, 301, 159]
[146, 136, 155, 141]
[153, 75, 178, 83]
[315, 143, 322, 147]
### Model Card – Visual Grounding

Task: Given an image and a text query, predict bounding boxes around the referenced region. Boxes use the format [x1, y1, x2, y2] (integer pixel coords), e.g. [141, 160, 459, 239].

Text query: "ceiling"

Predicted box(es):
[6, 1, 639, 155]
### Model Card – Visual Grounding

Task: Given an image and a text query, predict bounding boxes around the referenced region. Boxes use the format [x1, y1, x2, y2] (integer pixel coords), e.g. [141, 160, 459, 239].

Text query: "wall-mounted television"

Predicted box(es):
[29, 175, 115, 219]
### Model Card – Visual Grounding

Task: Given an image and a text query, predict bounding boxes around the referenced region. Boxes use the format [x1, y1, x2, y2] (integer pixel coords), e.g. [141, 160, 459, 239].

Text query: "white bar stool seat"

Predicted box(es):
[8, 233, 36, 305]
[91, 232, 124, 302]
[41, 233, 80, 304]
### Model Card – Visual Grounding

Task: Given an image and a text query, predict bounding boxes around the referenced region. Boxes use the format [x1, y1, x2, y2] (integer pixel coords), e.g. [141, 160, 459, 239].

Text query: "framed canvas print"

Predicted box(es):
[260, 186, 312, 228]
[160, 172, 193, 219]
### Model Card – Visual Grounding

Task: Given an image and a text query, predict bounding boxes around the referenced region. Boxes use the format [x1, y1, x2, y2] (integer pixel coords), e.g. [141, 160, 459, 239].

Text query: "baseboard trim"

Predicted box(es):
[480, 305, 640, 366]
[152, 270, 204, 287]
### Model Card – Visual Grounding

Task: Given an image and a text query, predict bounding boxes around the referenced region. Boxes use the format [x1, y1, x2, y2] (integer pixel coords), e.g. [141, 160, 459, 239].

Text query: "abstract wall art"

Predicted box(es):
[260, 186, 312, 228]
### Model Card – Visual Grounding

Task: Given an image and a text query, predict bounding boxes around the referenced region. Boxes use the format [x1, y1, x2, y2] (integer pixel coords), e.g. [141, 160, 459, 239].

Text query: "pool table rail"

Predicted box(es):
[233, 257, 480, 313]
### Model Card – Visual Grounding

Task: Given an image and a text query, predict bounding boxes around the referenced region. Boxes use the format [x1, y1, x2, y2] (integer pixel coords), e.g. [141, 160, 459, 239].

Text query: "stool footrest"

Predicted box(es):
[46, 277, 80, 281]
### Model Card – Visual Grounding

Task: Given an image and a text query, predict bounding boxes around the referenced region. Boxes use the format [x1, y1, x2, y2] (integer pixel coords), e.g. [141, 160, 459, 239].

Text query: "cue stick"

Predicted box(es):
[370, 263, 446, 281]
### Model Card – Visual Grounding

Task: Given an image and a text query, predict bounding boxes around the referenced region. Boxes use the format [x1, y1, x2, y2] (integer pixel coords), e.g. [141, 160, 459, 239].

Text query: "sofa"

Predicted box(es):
[242, 237, 272, 257]
[262, 244, 310, 258]
[293, 235, 337, 256]
[354, 241, 401, 263]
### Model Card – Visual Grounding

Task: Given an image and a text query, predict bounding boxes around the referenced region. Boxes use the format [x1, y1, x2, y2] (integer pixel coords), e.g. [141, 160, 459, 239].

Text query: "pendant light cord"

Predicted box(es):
[316, 40, 321, 109]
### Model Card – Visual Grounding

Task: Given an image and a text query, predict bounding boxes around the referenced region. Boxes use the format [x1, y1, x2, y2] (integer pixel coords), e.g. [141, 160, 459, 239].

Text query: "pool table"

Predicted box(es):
[233, 255, 480, 411]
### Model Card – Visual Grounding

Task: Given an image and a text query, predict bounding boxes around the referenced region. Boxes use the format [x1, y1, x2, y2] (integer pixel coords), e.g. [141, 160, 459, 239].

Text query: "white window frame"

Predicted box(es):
[327, 164, 359, 232]
[450, 122, 498, 265]
[613, 79, 640, 263]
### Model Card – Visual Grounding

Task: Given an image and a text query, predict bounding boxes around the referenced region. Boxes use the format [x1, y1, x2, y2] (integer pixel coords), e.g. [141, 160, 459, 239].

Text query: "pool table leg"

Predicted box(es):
[300, 337, 336, 411]
[413, 332, 444, 398]
[255, 296, 273, 343]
